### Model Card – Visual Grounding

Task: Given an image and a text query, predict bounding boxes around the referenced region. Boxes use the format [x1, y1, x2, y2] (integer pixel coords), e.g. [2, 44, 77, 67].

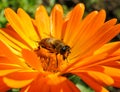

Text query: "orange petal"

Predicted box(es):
[86, 66, 120, 88]
[50, 4, 63, 39]
[94, 42, 120, 55]
[20, 86, 30, 92]
[0, 32, 21, 52]
[100, 66, 120, 78]
[48, 74, 80, 92]
[85, 55, 120, 69]
[113, 79, 120, 88]
[0, 41, 26, 66]
[3, 71, 38, 88]
[0, 63, 22, 70]
[0, 64, 21, 76]
[4, 77, 33, 88]
[73, 9, 106, 44]
[0, 69, 21, 76]
[66, 80, 80, 92]
[17, 8, 39, 41]
[63, 10, 97, 45]
[70, 18, 118, 60]
[84, 71, 114, 86]
[63, 3, 85, 43]
[78, 73, 109, 92]
[65, 9, 99, 47]
[64, 42, 120, 72]
[0, 63, 30, 76]
[24, 74, 80, 92]
[0, 29, 30, 51]
[64, 53, 107, 72]
[66, 10, 98, 59]
[87, 23, 120, 53]
[25, 75, 50, 92]
[69, 54, 120, 73]
[47, 75, 63, 92]
[102, 61, 120, 68]
[0, 57, 29, 69]
[36, 81, 50, 92]
[85, 66, 120, 83]
[2, 24, 30, 48]
[0, 77, 10, 91]
[35, 5, 50, 39]
[4, 8, 36, 49]
[22, 49, 43, 71]
[65, 79, 80, 92]
[113, 47, 120, 55]
[58, 80, 76, 92]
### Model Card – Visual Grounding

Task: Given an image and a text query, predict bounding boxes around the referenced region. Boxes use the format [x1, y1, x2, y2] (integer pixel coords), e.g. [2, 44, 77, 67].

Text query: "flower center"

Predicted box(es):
[35, 48, 65, 72]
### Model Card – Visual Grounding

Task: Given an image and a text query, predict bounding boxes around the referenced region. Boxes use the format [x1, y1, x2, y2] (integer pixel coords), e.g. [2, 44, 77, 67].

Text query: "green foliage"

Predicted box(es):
[7, 88, 20, 92]
[0, 0, 42, 27]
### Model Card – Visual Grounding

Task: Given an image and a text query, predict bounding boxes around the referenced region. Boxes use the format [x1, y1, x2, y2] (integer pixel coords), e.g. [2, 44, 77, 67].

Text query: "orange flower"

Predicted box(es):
[0, 3, 120, 92]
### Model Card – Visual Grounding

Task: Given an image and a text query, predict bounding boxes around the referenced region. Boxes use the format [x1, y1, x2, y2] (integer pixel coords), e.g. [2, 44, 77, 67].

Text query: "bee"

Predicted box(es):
[39, 38, 71, 60]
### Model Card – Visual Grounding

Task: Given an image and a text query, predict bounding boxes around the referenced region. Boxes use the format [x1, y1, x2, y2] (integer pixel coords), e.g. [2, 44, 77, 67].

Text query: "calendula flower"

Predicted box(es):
[0, 3, 120, 92]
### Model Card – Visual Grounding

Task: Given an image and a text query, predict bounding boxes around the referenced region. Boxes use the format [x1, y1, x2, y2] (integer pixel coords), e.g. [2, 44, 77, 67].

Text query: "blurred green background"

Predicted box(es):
[0, 0, 120, 92]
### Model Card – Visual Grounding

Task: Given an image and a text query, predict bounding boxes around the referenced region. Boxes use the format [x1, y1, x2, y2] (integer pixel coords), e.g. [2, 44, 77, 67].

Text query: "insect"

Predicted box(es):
[39, 38, 71, 60]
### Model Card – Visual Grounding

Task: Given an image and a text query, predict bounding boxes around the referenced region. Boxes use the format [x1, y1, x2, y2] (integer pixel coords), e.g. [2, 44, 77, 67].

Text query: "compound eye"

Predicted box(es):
[62, 47, 66, 51]
[60, 47, 66, 54]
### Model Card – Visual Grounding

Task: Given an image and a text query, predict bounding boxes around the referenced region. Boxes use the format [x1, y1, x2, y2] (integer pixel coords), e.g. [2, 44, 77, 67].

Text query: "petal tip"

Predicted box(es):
[4, 8, 12, 14]
[53, 4, 63, 12]
[17, 8, 23, 12]
[76, 3, 85, 10]
[100, 9, 106, 14]
[36, 5, 45, 11]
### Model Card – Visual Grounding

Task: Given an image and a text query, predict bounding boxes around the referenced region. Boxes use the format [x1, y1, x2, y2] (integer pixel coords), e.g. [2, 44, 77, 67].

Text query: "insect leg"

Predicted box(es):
[55, 53, 58, 68]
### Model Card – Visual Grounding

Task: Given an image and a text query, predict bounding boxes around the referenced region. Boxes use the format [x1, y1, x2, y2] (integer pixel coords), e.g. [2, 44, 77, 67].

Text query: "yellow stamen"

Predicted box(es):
[34, 48, 64, 72]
